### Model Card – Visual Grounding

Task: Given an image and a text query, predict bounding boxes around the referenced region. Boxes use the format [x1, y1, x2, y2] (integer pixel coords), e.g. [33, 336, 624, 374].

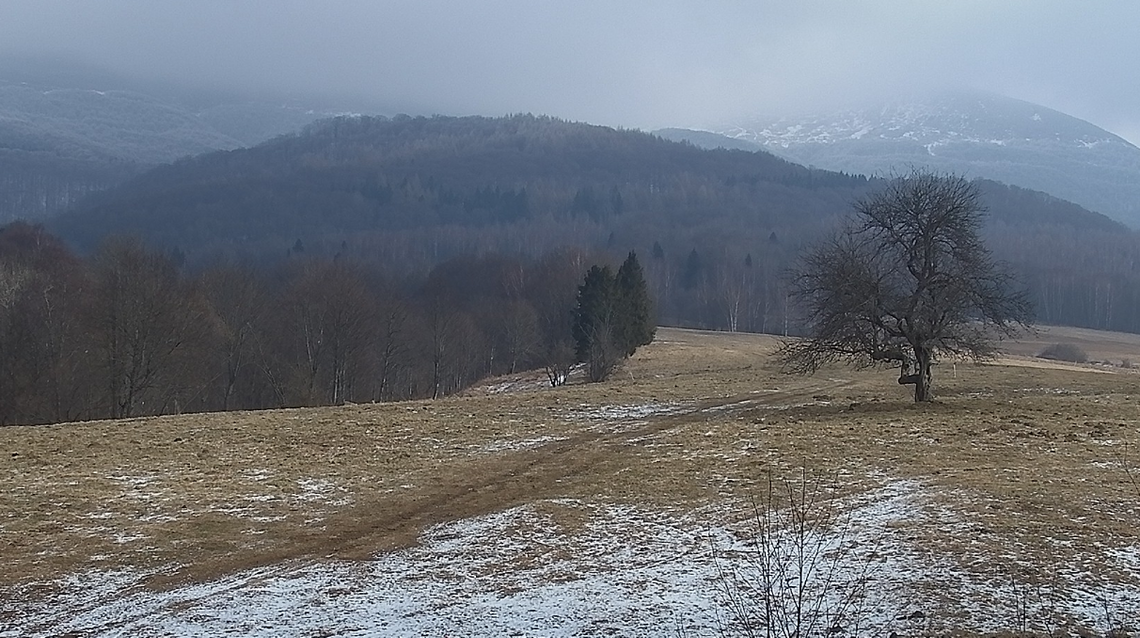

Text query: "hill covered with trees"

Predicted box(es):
[46, 114, 1140, 336]
[53, 114, 872, 255]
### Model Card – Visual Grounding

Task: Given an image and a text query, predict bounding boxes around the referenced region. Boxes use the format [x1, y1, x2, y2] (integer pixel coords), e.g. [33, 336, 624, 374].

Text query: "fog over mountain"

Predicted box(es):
[3, 2, 1140, 228]
[0, 2, 1138, 146]
[0, 58, 356, 220]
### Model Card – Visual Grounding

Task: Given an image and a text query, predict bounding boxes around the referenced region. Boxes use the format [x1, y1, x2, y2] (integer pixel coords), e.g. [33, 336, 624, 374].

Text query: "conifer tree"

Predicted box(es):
[573, 254, 656, 382]
[572, 265, 619, 381]
[615, 251, 655, 356]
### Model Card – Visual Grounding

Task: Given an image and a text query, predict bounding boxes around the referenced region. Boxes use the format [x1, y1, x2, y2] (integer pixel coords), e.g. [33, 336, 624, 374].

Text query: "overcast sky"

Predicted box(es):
[2, 1, 1138, 144]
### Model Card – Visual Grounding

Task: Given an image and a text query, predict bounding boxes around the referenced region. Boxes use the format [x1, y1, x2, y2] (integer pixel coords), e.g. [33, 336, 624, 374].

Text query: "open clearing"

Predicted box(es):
[2, 326, 1139, 636]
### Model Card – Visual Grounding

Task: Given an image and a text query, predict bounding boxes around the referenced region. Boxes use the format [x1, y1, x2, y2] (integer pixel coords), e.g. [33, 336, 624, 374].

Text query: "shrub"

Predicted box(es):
[713, 467, 890, 637]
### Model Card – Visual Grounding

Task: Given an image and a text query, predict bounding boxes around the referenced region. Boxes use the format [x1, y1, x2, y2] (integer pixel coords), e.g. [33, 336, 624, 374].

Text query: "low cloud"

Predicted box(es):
[1, 1, 1137, 142]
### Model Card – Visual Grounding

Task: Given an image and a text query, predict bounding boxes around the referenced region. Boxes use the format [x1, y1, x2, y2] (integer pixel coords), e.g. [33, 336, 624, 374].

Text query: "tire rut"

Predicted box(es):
[151, 377, 856, 587]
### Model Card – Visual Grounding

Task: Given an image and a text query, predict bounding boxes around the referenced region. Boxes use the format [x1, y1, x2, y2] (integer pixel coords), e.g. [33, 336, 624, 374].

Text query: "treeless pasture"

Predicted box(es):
[2, 327, 1138, 633]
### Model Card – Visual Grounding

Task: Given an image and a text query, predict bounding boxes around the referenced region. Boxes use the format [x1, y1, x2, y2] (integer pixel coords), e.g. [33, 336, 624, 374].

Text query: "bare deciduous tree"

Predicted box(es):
[372, 301, 408, 402]
[91, 238, 211, 417]
[778, 172, 1032, 402]
[278, 260, 378, 406]
[200, 264, 270, 410]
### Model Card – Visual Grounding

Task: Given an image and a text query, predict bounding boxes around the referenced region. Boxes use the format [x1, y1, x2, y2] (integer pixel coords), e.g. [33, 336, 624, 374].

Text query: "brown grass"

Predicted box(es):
[2, 326, 1138, 608]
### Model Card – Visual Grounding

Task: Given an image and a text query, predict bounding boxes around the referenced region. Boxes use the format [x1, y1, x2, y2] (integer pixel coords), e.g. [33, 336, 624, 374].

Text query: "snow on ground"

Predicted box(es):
[562, 402, 692, 432]
[481, 377, 551, 394]
[5, 481, 1139, 637]
[478, 435, 571, 453]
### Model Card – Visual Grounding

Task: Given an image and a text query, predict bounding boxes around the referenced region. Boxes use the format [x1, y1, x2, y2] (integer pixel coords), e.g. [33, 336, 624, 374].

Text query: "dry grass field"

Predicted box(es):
[2, 326, 1139, 636]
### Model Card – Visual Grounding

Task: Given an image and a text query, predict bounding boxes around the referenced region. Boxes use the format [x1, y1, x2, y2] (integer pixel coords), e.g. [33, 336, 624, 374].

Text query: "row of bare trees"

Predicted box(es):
[0, 223, 592, 425]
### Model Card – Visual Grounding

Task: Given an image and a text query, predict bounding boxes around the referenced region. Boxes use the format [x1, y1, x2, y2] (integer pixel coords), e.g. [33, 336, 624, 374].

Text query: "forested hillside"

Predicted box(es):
[55, 114, 867, 256]
[49, 114, 1140, 336]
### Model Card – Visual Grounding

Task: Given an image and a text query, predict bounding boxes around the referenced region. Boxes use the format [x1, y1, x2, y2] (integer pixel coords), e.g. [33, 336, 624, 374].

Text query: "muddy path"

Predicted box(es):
[154, 379, 859, 586]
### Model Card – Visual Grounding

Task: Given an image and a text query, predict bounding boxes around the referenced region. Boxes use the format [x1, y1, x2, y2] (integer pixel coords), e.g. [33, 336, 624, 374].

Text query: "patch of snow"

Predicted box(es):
[565, 402, 689, 422]
[702, 398, 760, 412]
[1015, 387, 1081, 395]
[7, 481, 1140, 636]
[243, 468, 273, 482]
[1109, 545, 1140, 573]
[294, 478, 352, 506]
[107, 474, 160, 488]
[136, 513, 179, 523]
[479, 435, 569, 453]
[482, 377, 549, 394]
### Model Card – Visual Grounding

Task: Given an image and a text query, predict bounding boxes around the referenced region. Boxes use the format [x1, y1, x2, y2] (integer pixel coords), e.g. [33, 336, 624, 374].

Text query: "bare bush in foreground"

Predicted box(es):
[713, 468, 892, 638]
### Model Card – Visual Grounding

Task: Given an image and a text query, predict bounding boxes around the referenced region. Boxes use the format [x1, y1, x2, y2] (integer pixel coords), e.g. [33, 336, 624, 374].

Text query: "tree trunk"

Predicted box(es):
[896, 346, 934, 402]
[913, 347, 933, 402]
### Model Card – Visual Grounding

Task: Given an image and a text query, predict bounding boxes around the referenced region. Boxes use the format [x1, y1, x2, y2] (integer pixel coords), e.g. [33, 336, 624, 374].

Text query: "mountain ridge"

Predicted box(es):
[708, 91, 1140, 226]
[51, 113, 1127, 250]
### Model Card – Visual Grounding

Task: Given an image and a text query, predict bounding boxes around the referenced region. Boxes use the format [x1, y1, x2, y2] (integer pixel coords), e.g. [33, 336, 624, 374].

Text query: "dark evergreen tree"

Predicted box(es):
[614, 251, 655, 356]
[572, 255, 655, 382]
[572, 266, 615, 357]
[572, 265, 620, 381]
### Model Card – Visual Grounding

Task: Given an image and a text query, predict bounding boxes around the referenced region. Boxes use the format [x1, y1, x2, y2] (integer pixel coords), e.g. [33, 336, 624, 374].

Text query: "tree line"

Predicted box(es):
[0, 222, 653, 426]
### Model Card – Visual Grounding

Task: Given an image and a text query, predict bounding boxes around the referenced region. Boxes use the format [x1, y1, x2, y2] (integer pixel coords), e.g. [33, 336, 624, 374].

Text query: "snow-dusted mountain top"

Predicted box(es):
[709, 91, 1140, 226]
[725, 92, 1133, 150]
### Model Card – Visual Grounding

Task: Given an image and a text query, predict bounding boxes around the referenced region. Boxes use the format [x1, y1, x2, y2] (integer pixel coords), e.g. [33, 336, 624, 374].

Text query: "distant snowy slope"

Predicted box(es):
[714, 92, 1140, 227]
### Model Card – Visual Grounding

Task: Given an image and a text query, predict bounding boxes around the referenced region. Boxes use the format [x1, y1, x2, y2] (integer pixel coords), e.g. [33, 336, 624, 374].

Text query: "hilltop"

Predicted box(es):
[51, 113, 855, 256]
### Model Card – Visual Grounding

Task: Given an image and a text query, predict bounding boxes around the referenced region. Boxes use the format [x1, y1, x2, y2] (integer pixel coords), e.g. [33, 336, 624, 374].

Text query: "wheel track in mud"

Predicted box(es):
[156, 379, 857, 585]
